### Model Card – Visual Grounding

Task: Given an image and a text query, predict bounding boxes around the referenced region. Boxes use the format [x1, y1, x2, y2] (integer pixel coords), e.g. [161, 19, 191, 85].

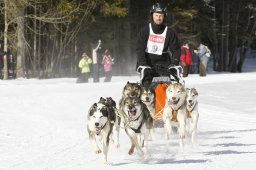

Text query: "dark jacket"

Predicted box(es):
[136, 23, 180, 70]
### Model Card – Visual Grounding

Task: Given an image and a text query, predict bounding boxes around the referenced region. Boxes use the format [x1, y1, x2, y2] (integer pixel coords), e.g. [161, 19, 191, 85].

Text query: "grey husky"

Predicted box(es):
[185, 88, 199, 144]
[121, 96, 153, 155]
[140, 86, 156, 140]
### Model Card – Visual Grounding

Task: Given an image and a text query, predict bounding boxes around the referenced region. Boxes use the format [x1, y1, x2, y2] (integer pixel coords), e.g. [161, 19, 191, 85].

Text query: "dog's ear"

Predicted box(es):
[93, 103, 97, 108]
[101, 106, 109, 117]
[89, 103, 97, 116]
[107, 97, 116, 107]
[192, 88, 198, 96]
[186, 88, 190, 92]
[99, 97, 106, 103]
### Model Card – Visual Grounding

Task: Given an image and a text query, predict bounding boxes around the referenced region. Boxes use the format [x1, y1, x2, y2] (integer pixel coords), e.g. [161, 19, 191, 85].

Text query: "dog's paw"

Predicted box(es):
[179, 131, 185, 139]
[137, 149, 144, 157]
[165, 133, 170, 140]
[114, 142, 120, 148]
[142, 147, 148, 154]
[110, 138, 115, 144]
[104, 161, 112, 165]
[179, 133, 185, 139]
[95, 149, 102, 154]
[189, 129, 194, 134]
[128, 148, 134, 155]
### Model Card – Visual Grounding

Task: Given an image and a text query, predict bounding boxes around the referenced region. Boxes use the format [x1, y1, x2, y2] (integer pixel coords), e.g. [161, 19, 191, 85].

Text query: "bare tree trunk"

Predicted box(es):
[237, 4, 256, 72]
[219, 0, 225, 71]
[3, 0, 8, 80]
[73, 39, 78, 75]
[38, 19, 42, 78]
[16, 8, 25, 78]
[229, 11, 239, 72]
[218, 0, 230, 71]
[33, 7, 37, 77]
[237, 45, 247, 72]
[212, 1, 219, 71]
[224, 2, 230, 71]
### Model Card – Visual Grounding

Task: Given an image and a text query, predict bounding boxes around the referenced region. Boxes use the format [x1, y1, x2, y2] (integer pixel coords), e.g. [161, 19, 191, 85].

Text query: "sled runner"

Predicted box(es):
[138, 65, 185, 127]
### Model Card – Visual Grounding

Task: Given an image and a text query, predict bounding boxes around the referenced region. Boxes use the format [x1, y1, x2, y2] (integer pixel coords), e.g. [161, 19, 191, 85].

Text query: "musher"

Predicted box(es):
[136, 2, 182, 87]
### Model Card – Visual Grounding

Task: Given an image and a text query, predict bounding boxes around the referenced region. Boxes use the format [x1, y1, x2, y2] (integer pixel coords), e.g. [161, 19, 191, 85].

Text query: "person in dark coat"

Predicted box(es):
[136, 2, 181, 87]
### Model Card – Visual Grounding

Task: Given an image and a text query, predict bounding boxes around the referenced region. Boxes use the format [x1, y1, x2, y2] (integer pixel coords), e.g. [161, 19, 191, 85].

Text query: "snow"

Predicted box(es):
[1, 58, 256, 170]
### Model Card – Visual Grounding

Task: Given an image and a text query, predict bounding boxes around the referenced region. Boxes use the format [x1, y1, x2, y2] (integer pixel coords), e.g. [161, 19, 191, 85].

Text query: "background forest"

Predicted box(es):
[0, 0, 255, 79]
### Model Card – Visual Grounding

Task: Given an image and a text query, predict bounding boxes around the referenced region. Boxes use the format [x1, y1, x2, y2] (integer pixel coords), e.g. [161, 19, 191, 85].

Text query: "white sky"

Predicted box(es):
[0, 55, 256, 170]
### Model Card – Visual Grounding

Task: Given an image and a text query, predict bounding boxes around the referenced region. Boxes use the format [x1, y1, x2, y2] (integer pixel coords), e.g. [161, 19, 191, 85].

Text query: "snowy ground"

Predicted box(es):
[0, 58, 256, 170]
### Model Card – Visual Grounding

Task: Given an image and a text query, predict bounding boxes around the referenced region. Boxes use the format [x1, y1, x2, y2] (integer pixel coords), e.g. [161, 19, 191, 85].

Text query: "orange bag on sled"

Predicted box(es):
[153, 83, 168, 120]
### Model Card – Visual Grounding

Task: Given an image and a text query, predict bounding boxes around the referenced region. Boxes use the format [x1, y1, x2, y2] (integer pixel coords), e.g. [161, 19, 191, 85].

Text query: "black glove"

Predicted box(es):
[143, 67, 152, 76]
[136, 65, 151, 74]
[168, 67, 177, 76]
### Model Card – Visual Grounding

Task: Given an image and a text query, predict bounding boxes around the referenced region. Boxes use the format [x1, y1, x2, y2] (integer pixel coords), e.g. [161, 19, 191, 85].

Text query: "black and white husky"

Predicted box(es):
[185, 88, 199, 144]
[87, 97, 120, 164]
[121, 97, 153, 155]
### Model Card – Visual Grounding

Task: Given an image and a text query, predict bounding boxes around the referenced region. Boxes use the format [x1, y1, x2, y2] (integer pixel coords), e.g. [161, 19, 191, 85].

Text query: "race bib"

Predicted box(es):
[145, 23, 167, 55]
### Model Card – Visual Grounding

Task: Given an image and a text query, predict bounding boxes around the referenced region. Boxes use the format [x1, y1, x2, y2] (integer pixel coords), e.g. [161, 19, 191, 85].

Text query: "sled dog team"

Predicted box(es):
[87, 82, 199, 164]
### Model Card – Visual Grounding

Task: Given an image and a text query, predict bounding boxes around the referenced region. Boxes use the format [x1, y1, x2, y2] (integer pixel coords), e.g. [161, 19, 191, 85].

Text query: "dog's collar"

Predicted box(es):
[128, 112, 145, 133]
[187, 101, 197, 112]
[170, 104, 182, 111]
[186, 102, 198, 118]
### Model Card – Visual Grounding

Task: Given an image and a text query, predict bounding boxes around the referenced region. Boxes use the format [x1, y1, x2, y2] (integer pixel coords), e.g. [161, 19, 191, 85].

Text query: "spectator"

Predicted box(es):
[180, 39, 193, 77]
[76, 52, 92, 83]
[101, 49, 113, 82]
[92, 40, 102, 83]
[190, 52, 200, 74]
[194, 43, 211, 76]
[7, 51, 15, 79]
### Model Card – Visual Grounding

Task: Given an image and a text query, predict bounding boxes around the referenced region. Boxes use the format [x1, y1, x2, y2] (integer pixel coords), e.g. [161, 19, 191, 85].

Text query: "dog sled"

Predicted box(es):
[138, 65, 185, 127]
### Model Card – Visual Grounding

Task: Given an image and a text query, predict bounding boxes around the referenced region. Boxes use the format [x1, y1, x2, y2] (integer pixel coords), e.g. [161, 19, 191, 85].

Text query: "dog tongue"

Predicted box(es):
[129, 111, 136, 116]
[95, 127, 101, 135]
[172, 101, 178, 104]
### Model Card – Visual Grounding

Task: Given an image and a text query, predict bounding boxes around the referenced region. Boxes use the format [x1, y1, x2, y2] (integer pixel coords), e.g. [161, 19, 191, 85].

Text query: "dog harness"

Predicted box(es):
[129, 113, 146, 133]
[171, 110, 178, 122]
[186, 102, 198, 118]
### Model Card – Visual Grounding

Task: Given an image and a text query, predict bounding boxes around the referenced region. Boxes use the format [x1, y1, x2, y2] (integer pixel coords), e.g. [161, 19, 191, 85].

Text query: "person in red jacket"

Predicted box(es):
[180, 40, 193, 77]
